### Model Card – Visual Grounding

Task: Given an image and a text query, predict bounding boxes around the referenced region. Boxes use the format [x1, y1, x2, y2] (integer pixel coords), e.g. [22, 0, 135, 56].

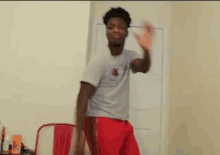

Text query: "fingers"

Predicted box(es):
[144, 24, 152, 31]
[134, 33, 142, 43]
[134, 33, 146, 49]
[144, 23, 154, 36]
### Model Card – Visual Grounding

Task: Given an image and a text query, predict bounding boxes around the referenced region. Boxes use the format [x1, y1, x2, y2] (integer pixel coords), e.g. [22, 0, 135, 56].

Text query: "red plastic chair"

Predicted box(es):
[0, 124, 5, 152]
[34, 123, 90, 155]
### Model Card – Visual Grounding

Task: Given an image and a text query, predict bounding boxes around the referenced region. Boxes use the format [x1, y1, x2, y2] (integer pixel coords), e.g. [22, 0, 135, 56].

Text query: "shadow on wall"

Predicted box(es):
[168, 106, 206, 155]
[168, 2, 220, 155]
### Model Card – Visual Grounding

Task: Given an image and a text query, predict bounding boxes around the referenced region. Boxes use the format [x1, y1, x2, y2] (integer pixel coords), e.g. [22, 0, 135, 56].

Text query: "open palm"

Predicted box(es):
[134, 23, 154, 51]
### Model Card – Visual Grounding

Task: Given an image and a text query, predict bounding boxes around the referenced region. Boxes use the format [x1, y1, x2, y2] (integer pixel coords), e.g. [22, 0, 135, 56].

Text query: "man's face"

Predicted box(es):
[106, 17, 128, 45]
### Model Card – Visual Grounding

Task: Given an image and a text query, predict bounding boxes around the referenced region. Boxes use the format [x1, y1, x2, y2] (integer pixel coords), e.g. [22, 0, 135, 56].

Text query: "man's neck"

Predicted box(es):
[108, 43, 124, 56]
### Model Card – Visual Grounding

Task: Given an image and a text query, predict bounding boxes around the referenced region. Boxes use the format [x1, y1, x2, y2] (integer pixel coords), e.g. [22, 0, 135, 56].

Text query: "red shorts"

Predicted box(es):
[84, 117, 140, 155]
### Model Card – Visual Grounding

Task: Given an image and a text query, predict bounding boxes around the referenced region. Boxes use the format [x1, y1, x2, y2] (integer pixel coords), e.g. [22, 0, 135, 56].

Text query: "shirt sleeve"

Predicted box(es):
[130, 50, 144, 62]
[80, 56, 105, 87]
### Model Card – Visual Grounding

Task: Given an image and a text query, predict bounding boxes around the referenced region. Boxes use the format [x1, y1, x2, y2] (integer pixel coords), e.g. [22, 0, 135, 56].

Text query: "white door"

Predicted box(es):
[128, 28, 163, 155]
[88, 18, 165, 155]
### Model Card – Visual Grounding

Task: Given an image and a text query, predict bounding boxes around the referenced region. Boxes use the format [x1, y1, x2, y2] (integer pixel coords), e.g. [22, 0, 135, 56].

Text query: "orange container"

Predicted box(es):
[11, 135, 22, 154]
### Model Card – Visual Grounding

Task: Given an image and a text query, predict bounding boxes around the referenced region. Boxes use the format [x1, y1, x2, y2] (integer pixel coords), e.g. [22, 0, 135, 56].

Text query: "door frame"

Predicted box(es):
[86, 17, 170, 155]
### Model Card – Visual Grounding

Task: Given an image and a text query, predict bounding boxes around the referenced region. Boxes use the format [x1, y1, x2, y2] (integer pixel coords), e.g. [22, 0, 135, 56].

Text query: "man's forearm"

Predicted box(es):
[77, 102, 87, 129]
[76, 92, 89, 151]
[76, 88, 88, 126]
[76, 103, 87, 151]
[141, 48, 151, 73]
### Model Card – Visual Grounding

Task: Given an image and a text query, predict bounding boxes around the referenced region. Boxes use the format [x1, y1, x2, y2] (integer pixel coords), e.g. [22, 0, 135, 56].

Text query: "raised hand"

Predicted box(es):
[134, 23, 154, 52]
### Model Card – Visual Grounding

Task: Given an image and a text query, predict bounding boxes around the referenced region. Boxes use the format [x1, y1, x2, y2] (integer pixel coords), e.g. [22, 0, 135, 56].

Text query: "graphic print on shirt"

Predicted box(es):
[112, 69, 119, 77]
[99, 63, 129, 87]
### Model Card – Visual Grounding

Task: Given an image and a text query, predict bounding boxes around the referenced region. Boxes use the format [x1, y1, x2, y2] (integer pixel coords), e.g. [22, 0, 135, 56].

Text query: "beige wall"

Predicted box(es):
[168, 1, 220, 155]
[1, 1, 219, 154]
[0, 1, 91, 150]
[90, 1, 170, 25]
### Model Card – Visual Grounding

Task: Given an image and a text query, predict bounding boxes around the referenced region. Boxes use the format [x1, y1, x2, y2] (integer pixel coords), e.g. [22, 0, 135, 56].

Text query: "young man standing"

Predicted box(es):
[75, 7, 154, 155]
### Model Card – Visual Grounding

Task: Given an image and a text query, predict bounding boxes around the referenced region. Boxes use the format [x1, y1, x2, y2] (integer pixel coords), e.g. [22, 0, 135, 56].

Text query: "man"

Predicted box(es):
[75, 7, 154, 155]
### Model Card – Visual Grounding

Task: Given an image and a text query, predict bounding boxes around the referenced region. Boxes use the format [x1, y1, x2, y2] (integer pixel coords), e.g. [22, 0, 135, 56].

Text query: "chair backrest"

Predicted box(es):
[35, 123, 90, 155]
[0, 124, 5, 151]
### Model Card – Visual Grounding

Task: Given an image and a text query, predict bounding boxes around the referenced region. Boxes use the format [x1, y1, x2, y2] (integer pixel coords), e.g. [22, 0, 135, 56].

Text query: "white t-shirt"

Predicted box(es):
[81, 48, 143, 120]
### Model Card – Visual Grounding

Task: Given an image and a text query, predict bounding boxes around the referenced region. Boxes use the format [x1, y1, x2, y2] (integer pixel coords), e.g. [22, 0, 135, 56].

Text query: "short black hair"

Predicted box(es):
[103, 7, 131, 28]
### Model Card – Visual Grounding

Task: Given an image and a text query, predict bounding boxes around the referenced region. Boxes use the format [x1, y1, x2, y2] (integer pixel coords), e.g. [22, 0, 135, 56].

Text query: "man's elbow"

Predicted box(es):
[142, 65, 150, 74]
[143, 70, 148, 74]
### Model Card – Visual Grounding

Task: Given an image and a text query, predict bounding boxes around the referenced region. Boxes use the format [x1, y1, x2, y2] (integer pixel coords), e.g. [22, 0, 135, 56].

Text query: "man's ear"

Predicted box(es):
[126, 29, 129, 37]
